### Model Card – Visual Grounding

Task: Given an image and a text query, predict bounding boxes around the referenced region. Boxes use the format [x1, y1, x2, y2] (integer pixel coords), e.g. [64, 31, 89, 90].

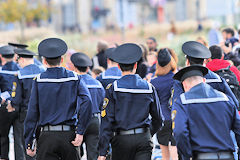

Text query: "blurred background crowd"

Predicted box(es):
[0, 0, 240, 68]
[0, 0, 240, 159]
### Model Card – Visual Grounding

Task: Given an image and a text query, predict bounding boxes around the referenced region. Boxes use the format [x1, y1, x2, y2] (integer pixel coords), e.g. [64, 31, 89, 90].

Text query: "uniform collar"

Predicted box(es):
[205, 70, 222, 83]
[81, 74, 102, 88]
[114, 74, 153, 93]
[37, 67, 78, 82]
[180, 83, 229, 104]
[0, 61, 19, 74]
[102, 67, 122, 79]
[18, 64, 43, 79]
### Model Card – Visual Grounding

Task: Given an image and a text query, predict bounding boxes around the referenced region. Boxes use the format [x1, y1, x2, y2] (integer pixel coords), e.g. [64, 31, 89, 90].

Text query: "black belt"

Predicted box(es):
[41, 125, 74, 131]
[114, 128, 149, 136]
[193, 151, 233, 160]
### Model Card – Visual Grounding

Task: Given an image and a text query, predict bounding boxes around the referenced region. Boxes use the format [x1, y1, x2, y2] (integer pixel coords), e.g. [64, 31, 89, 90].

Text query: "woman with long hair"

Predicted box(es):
[151, 48, 178, 160]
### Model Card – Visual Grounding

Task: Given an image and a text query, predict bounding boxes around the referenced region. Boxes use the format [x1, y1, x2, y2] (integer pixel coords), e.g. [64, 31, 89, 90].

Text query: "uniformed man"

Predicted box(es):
[0, 45, 19, 160]
[7, 48, 44, 160]
[24, 38, 92, 160]
[96, 48, 122, 89]
[171, 41, 239, 109]
[98, 43, 163, 160]
[172, 65, 240, 160]
[71, 52, 105, 160]
[8, 42, 46, 72]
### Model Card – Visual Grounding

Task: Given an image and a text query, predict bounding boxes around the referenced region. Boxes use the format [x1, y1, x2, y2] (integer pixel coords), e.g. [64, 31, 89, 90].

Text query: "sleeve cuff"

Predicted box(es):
[100, 151, 108, 157]
[76, 127, 84, 135]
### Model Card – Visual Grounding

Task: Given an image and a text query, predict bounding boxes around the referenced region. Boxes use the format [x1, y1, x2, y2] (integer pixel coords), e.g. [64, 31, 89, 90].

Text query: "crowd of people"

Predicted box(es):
[0, 26, 239, 160]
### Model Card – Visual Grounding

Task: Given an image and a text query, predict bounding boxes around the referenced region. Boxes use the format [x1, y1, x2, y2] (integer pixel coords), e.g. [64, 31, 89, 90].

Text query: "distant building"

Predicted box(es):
[163, 0, 239, 24]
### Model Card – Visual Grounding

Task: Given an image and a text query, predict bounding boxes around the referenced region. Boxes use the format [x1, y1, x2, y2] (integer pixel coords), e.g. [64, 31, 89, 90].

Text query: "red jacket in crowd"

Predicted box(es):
[206, 59, 240, 85]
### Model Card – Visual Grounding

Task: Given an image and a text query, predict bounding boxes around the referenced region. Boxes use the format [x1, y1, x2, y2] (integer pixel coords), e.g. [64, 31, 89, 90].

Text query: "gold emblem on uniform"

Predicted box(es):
[12, 82, 17, 97]
[102, 98, 109, 109]
[171, 110, 177, 121]
[171, 110, 177, 130]
[101, 110, 106, 117]
[106, 83, 112, 90]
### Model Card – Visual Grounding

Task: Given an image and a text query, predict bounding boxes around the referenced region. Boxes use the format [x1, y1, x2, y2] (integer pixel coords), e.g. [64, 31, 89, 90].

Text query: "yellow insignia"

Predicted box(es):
[102, 98, 109, 109]
[106, 83, 112, 90]
[171, 110, 177, 121]
[171, 110, 177, 129]
[12, 82, 17, 97]
[12, 92, 16, 97]
[169, 88, 174, 106]
[172, 121, 175, 130]
[101, 110, 106, 117]
[33, 76, 37, 80]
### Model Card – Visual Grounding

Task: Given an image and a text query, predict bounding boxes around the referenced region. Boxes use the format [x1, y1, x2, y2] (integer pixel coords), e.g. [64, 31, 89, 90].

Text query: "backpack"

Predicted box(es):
[214, 66, 240, 109]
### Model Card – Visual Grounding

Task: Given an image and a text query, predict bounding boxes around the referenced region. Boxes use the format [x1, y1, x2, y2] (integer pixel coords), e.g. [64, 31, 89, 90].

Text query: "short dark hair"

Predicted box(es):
[209, 45, 223, 59]
[45, 56, 61, 66]
[222, 28, 235, 37]
[186, 56, 204, 65]
[148, 37, 157, 43]
[75, 66, 87, 72]
[2, 54, 14, 59]
[119, 63, 135, 72]
[19, 55, 33, 59]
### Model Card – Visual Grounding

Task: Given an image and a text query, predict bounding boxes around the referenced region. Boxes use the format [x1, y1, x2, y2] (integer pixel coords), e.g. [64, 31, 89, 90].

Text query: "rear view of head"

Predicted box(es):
[173, 65, 208, 92]
[70, 52, 92, 74]
[155, 48, 178, 76]
[38, 38, 67, 67]
[209, 45, 223, 59]
[111, 43, 142, 73]
[0, 45, 15, 65]
[182, 41, 211, 66]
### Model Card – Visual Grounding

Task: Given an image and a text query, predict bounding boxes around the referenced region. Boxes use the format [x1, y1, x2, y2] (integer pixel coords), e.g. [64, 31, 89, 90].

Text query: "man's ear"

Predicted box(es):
[86, 67, 89, 73]
[61, 57, 64, 64]
[134, 62, 138, 69]
[118, 64, 121, 69]
[185, 59, 190, 67]
[203, 58, 211, 66]
[42, 58, 48, 67]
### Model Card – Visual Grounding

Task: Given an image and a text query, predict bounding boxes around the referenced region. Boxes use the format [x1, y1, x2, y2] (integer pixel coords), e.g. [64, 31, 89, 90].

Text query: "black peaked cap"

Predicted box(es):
[38, 38, 68, 58]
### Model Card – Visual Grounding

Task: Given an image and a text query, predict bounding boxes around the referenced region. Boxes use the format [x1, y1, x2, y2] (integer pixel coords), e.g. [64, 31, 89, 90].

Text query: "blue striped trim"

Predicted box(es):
[180, 93, 229, 104]
[113, 81, 153, 93]
[36, 72, 78, 82]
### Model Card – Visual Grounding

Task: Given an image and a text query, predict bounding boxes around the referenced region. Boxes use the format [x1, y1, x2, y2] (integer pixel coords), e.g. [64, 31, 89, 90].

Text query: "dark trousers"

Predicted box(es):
[0, 108, 16, 159]
[14, 111, 35, 160]
[82, 117, 99, 160]
[111, 130, 153, 160]
[13, 117, 26, 160]
[37, 131, 80, 160]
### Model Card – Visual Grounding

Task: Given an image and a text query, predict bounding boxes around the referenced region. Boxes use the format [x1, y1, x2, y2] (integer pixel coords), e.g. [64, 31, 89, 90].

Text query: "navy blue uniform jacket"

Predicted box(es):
[24, 67, 92, 148]
[11, 64, 44, 111]
[81, 74, 105, 114]
[151, 71, 174, 120]
[99, 74, 163, 156]
[97, 67, 121, 89]
[0, 61, 19, 102]
[172, 83, 240, 160]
